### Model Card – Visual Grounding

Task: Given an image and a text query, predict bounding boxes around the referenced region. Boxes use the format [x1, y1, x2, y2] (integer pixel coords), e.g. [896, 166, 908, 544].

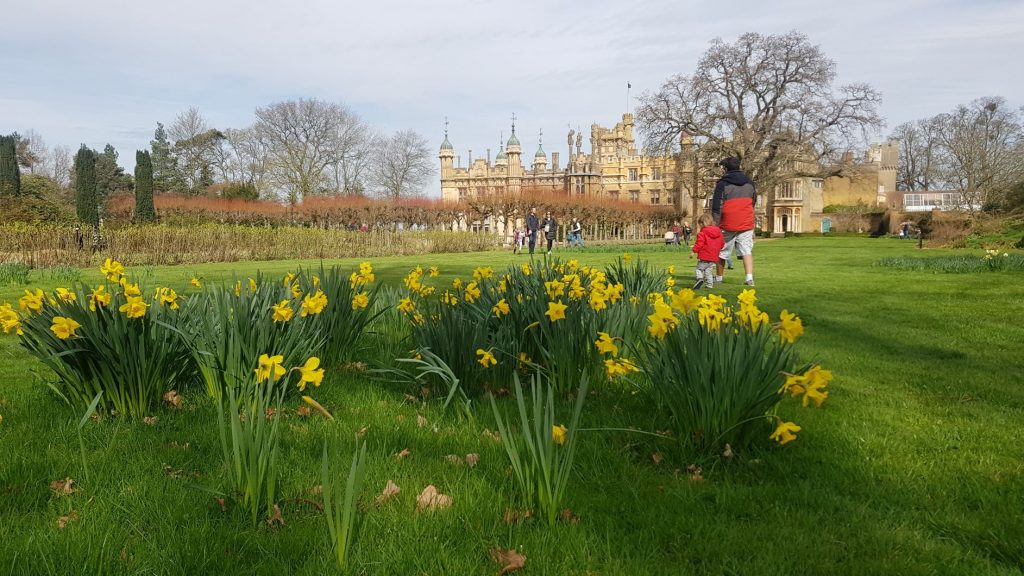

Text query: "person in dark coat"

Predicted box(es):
[711, 156, 757, 286]
[526, 208, 540, 255]
[542, 211, 558, 255]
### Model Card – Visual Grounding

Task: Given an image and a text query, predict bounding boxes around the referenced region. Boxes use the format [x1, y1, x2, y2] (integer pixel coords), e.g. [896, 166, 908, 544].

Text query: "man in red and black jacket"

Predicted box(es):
[711, 156, 757, 287]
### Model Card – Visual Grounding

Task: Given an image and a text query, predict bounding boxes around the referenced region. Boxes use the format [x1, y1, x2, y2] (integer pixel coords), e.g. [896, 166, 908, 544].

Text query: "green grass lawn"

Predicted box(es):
[1, 237, 1022, 575]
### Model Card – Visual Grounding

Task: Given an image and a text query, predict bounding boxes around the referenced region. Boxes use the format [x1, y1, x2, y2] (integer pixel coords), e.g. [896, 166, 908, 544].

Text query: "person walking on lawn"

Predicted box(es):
[711, 156, 757, 286]
[526, 208, 540, 255]
[690, 212, 724, 289]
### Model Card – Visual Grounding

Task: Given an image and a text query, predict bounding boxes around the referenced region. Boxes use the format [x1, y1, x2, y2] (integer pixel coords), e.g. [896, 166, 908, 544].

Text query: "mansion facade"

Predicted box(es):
[440, 113, 898, 235]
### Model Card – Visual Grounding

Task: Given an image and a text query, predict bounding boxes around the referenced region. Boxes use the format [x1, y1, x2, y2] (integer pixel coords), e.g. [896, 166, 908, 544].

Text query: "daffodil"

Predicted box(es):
[604, 357, 640, 378]
[770, 421, 801, 445]
[121, 281, 141, 298]
[464, 281, 481, 303]
[669, 288, 699, 314]
[55, 288, 77, 303]
[157, 287, 180, 310]
[647, 301, 677, 338]
[18, 289, 44, 314]
[441, 291, 459, 306]
[492, 299, 510, 318]
[0, 303, 24, 335]
[249, 277, 258, 293]
[398, 297, 416, 314]
[476, 348, 497, 368]
[429, 266, 440, 277]
[518, 351, 532, 370]
[545, 300, 567, 322]
[283, 272, 296, 286]
[88, 286, 111, 311]
[737, 288, 757, 308]
[452, 277, 464, 290]
[595, 332, 619, 356]
[271, 300, 294, 323]
[589, 289, 608, 312]
[100, 258, 124, 281]
[290, 283, 302, 299]
[667, 265, 676, 275]
[296, 357, 324, 391]
[351, 292, 369, 310]
[300, 290, 328, 317]
[255, 353, 286, 384]
[544, 280, 565, 300]
[190, 277, 202, 288]
[234, 281, 242, 297]
[552, 424, 568, 446]
[622, 252, 632, 263]
[119, 296, 149, 319]
[777, 310, 804, 344]
[666, 277, 676, 287]
[50, 316, 81, 340]
[472, 266, 494, 281]
[521, 263, 532, 276]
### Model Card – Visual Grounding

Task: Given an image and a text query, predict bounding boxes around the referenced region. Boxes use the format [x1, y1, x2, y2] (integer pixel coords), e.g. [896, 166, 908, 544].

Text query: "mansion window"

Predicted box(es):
[458, 188, 468, 200]
[650, 192, 661, 205]
[777, 182, 800, 200]
[630, 190, 639, 204]
[575, 177, 585, 195]
[812, 179, 823, 189]
[651, 167, 662, 180]
[628, 168, 638, 181]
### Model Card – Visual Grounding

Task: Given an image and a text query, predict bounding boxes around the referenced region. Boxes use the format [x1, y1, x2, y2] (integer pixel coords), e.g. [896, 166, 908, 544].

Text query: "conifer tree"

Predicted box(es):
[0, 135, 20, 196]
[134, 150, 156, 222]
[74, 146, 98, 226]
[150, 122, 182, 192]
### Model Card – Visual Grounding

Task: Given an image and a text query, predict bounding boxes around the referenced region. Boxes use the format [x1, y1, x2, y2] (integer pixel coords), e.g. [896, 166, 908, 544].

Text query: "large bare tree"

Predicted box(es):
[636, 31, 883, 212]
[253, 98, 369, 204]
[169, 107, 223, 193]
[368, 130, 434, 199]
[934, 97, 1023, 211]
[48, 145, 73, 188]
[889, 118, 944, 191]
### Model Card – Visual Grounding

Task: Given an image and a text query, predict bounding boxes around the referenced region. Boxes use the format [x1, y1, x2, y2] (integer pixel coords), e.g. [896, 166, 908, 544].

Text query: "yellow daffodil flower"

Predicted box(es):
[429, 266, 440, 277]
[476, 348, 497, 368]
[622, 252, 632, 263]
[100, 258, 124, 281]
[119, 296, 149, 319]
[55, 288, 77, 303]
[190, 277, 202, 288]
[50, 316, 81, 340]
[492, 299, 510, 318]
[544, 280, 565, 300]
[595, 332, 619, 356]
[777, 310, 804, 344]
[255, 353, 286, 384]
[545, 300, 568, 322]
[157, 287, 180, 310]
[464, 281, 481, 303]
[296, 357, 324, 391]
[552, 424, 568, 446]
[351, 292, 369, 310]
[398, 297, 416, 314]
[89, 286, 111, 311]
[737, 288, 757, 308]
[770, 421, 801, 445]
[300, 290, 328, 317]
[521, 263, 532, 276]
[18, 289, 44, 314]
[271, 300, 294, 323]
[283, 272, 296, 286]
[0, 303, 24, 335]
[472, 266, 494, 280]
[249, 278, 258, 293]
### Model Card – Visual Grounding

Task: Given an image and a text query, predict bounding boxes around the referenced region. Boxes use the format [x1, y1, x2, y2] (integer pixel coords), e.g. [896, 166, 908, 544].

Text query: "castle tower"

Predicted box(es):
[439, 120, 457, 201]
[533, 129, 547, 173]
[495, 133, 508, 168]
[506, 116, 522, 178]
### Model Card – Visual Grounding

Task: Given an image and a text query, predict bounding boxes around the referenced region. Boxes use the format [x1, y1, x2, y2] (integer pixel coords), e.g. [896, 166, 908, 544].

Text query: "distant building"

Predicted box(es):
[440, 113, 692, 210]
[885, 190, 978, 212]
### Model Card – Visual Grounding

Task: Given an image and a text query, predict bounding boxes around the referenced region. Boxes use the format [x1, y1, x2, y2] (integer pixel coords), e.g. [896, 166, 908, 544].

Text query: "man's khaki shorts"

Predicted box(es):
[719, 229, 754, 259]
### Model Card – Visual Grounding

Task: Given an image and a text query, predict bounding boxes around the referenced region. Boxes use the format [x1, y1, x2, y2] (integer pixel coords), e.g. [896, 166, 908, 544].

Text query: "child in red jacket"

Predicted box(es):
[690, 213, 724, 289]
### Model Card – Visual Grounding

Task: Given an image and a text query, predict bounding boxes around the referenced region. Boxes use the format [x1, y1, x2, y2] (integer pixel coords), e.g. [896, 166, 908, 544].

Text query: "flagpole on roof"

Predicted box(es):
[626, 81, 631, 114]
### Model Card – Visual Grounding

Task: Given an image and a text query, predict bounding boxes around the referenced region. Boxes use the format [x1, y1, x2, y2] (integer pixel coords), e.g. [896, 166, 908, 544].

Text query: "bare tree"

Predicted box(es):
[934, 97, 1023, 211]
[220, 127, 273, 196]
[48, 145, 73, 188]
[254, 98, 362, 204]
[14, 130, 49, 174]
[368, 130, 435, 199]
[890, 118, 944, 191]
[169, 107, 223, 193]
[636, 31, 883, 203]
[330, 117, 375, 196]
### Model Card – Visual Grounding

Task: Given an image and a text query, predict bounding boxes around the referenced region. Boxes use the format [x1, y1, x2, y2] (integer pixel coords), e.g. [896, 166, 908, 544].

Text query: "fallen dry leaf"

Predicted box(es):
[310, 484, 323, 496]
[445, 454, 464, 465]
[559, 508, 579, 524]
[394, 448, 411, 461]
[56, 509, 78, 529]
[142, 416, 159, 426]
[356, 426, 369, 439]
[723, 444, 734, 459]
[215, 498, 227, 512]
[415, 485, 452, 512]
[295, 405, 311, 418]
[502, 508, 534, 524]
[266, 504, 285, 528]
[162, 463, 184, 479]
[416, 414, 428, 428]
[651, 452, 663, 465]
[162, 390, 182, 409]
[265, 407, 277, 420]
[489, 547, 526, 575]
[346, 361, 367, 372]
[482, 429, 502, 443]
[687, 464, 704, 483]
[374, 480, 401, 505]
[465, 453, 480, 468]
[50, 478, 75, 497]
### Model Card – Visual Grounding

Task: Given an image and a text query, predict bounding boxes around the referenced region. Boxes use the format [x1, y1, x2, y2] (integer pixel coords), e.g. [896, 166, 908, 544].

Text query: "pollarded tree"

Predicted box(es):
[135, 150, 156, 222]
[636, 31, 883, 203]
[0, 135, 20, 196]
[74, 146, 98, 227]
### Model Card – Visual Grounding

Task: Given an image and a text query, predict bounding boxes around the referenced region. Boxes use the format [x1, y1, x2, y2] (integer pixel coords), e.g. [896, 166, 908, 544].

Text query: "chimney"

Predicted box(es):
[551, 152, 559, 172]
[468, 149, 473, 164]
[487, 148, 491, 165]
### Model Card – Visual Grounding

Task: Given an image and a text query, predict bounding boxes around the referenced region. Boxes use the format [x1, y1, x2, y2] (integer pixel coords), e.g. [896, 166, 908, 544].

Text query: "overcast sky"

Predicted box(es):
[3, 0, 1022, 194]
